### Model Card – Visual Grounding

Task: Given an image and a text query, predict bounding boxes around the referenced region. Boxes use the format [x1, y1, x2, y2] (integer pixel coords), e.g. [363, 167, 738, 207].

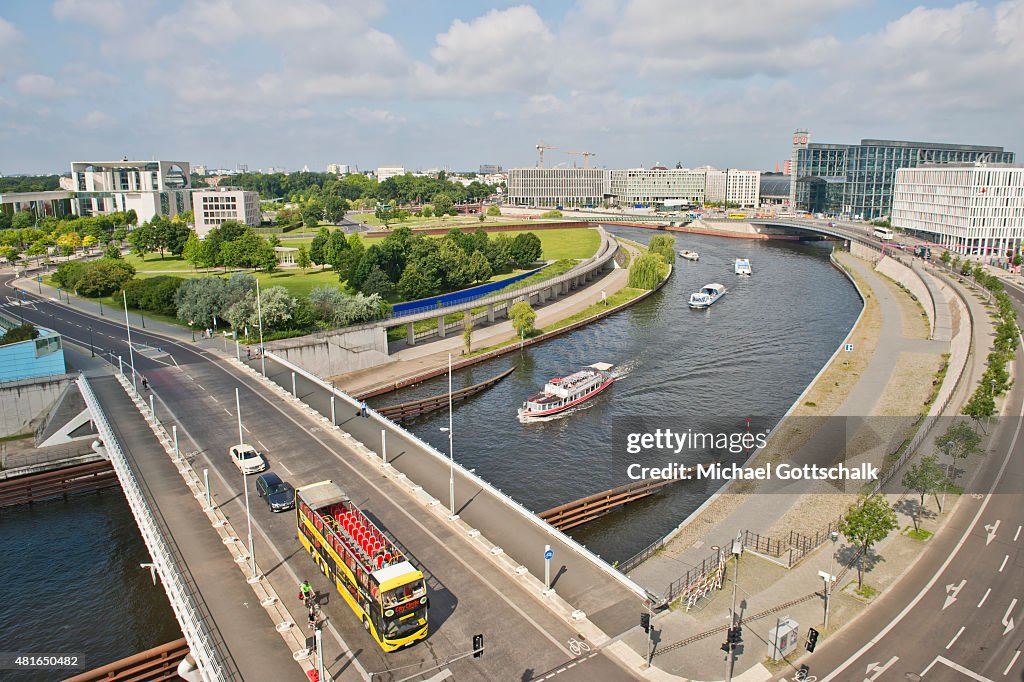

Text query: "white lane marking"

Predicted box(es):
[820, 387, 1024, 682]
[865, 656, 898, 681]
[1000, 554, 1009, 572]
[979, 588, 992, 608]
[257, 439, 267, 450]
[223, 407, 231, 416]
[277, 462, 293, 476]
[1015, 525, 1022, 542]
[986, 520, 1001, 545]
[1005, 650, 1021, 676]
[946, 626, 965, 649]
[197, 383, 207, 391]
[944, 579, 966, 609]
[921, 655, 995, 681]
[1003, 598, 1017, 635]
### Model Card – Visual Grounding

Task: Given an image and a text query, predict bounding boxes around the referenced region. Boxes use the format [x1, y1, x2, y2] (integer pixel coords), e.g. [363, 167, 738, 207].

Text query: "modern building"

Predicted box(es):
[68, 160, 193, 223]
[506, 168, 610, 208]
[376, 166, 405, 182]
[790, 131, 1016, 219]
[759, 175, 791, 207]
[191, 187, 261, 237]
[608, 168, 705, 207]
[892, 163, 1024, 258]
[0, 190, 74, 220]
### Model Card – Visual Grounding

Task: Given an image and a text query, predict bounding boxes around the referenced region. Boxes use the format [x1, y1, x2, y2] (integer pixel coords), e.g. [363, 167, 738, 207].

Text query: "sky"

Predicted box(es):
[1, 0, 1023, 175]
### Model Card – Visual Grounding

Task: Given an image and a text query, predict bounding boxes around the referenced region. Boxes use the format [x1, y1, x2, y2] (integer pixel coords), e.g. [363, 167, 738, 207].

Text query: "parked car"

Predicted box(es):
[229, 443, 267, 474]
[255, 472, 294, 512]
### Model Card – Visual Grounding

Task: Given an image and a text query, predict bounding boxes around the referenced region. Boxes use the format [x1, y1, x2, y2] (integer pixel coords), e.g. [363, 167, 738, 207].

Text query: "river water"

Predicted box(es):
[0, 226, 859, 671]
[370, 226, 862, 563]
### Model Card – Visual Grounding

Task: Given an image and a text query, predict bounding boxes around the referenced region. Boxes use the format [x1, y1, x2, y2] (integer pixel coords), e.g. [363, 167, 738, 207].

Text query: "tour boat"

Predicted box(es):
[734, 258, 752, 276]
[679, 250, 700, 261]
[688, 283, 726, 309]
[518, 363, 615, 420]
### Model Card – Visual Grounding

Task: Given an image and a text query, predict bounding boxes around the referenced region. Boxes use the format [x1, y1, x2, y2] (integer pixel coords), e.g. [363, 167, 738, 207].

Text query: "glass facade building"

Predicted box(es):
[792, 136, 1015, 219]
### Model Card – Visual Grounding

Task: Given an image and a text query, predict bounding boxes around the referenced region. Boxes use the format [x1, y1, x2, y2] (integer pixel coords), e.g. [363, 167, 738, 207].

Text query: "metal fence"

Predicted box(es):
[78, 375, 234, 681]
[663, 549, 726, 603]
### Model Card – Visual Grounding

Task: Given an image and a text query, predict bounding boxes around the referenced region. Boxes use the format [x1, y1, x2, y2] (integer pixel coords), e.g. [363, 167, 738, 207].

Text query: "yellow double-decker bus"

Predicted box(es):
[296, 481, 428, 651]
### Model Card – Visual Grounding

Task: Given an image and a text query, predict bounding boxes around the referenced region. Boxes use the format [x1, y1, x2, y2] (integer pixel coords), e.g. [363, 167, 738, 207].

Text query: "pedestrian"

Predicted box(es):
[246, 347, 252, 360]
[141, 376, 148, 390]
[360, 400, 368, 418]
[299, 579, 314, 605]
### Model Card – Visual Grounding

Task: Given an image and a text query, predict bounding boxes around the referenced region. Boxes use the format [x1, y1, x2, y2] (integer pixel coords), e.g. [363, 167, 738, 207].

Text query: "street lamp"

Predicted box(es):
[255, 279, 266, 377]
[440, 354, 456, 518]
[822, 530, 839, 631]
[235, 388, 257, 582]
[189, 321, 195, 342]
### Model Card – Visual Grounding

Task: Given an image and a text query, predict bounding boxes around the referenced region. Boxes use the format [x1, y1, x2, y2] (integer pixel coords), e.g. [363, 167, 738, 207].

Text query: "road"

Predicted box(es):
[794, 278, 1024, 682]
[0, 272, 638, 681]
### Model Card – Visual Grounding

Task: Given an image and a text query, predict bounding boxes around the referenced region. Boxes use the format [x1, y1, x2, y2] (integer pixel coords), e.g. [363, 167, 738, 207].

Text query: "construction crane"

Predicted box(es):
[535, 140, 558, 168]
[564, 150, 596, 169]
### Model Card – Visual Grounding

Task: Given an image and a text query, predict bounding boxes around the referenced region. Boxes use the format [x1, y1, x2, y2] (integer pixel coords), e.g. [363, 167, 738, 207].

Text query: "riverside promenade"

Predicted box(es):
[611, 248, 991, 681]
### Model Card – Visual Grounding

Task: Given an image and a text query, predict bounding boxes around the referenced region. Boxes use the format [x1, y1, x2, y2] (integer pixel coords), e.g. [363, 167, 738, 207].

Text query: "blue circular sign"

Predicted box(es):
[544, 549, 554, 560]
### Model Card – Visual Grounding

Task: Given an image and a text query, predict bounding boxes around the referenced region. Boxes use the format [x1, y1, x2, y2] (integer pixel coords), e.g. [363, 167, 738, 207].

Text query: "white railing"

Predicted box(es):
[263, 350, 651, 602]
[77, 375, 231, 682]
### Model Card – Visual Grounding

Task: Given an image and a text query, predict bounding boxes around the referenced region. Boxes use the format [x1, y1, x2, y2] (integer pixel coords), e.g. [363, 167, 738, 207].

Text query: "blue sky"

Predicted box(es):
[1, 1, 1022, 175]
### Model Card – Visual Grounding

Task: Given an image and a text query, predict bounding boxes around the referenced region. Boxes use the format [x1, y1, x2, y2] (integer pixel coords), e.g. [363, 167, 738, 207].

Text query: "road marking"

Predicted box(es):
[1000, 554, 1009, 572]
[921, 655, 995, 681]
[1015, 525, 1022, 542]
[865, 656, 898, 681]
[944, 579, 965, 609]
[1005, 651, 1021, 676]
[986, 520, 1001, 545]
[278, 462, 293, 476]
[1003, 598, 1017, 635]
[820, 382, 1024, 682]
[223, 407, 231, 416]
[257, 439, 267, 450]
[197, 383, 207, 391]
[946, 626, 965, 649]
[979, 588, 992, 608]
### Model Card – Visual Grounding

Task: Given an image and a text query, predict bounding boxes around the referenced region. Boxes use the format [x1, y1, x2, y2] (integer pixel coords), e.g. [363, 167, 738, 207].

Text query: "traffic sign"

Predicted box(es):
[844, 343, 854, 352]
[37, 276, 42, 282]
[544, 549, 554, 560]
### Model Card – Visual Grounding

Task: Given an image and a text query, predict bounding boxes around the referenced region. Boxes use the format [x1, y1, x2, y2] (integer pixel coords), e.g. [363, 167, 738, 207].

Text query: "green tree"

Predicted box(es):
[310, 226, 330, 268]
[510, 301, 537, 336]
[324, 195, 349, 223]
[343, 233, 365, 285]
[75, 259, 136, 297]
[936, 420, 984, 478]
[627, 253, 664, 289]
[648, 234, 676, 263]
[11, 212, 34, 230]
[468, 250, 492, 283]
[302, 199, 324, 227]
[325, 230, 350, 271]
[182, 231, 202, 269]
[398, 263, 437, 300]
[421, 205, 434, 218]
[510, 232, 542, 267]
[486, 204, 501, 217]
[0, 323, 39, 346]
[296, 244, 311, 272]
[433, 193, 453, 216]
[463, 314, 474, 354]
[839, 495, 898, 589]
[901, 455, 947, 529]
[939, 251, 951, 265]
[375, 202, 397, 228]
[103, 242, 122, 259]
[360, 265, 395, 298]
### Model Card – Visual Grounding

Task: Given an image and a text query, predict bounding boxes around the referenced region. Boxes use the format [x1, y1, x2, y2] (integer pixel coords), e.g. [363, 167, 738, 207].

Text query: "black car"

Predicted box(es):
[255, 472, 295, 512]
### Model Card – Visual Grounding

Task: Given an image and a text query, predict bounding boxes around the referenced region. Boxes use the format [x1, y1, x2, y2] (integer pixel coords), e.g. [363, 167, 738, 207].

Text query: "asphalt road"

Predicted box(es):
[0, 274, 639, 682]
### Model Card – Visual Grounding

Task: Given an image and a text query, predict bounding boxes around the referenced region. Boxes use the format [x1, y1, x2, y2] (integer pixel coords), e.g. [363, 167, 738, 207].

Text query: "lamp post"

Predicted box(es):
[727, 531, 743, 682]
[123, 290, 137, 393]
[236, 388, 257, 581]
[823, 530, 839, 630]
[189, 321, 195, 342]
[439, 354, 456, 518]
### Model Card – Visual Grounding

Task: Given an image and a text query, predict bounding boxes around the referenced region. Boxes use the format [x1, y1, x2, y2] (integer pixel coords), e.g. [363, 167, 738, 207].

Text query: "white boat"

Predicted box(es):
[679, 250, 700, 261]
[518, 363, 614, 420]
[688, 283, 726, 309]
[734, 258, 752, 276]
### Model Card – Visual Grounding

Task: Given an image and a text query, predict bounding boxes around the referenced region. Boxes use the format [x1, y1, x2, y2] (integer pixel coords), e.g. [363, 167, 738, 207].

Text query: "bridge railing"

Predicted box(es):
[77, 375, 233, 682]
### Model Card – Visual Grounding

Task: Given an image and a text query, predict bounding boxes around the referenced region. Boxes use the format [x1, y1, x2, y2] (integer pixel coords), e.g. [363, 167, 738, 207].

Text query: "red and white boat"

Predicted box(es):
[518, 363, 614, 421]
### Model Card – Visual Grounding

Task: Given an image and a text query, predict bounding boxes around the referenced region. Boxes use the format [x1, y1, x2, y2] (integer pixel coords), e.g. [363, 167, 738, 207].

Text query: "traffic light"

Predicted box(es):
[728, 626, 743, 644]
[473, 633, 484, 658]
[805, 627, 819, 653]
[640, 612, 651, 633]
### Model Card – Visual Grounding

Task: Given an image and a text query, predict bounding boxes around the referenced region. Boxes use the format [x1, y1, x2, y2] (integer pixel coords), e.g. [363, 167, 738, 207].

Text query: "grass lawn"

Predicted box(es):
[123, 253, 198, 272]
[131, 267, 345, 298]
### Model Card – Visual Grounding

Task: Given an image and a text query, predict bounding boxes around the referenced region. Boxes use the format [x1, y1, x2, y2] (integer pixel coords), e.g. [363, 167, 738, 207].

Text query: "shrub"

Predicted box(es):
[0, 323, 39, 347]
[72, 259, 136, 297]
[124, 276, 185, 316]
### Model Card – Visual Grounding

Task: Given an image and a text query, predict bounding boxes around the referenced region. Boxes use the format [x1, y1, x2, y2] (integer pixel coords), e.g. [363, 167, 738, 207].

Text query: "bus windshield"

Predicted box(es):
[382, 579, 426, 607]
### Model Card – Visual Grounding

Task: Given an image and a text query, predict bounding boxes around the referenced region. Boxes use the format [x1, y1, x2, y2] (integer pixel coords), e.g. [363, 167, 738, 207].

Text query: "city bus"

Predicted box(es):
[727, 212, 747, 220]
[296, 481, 428, 651]
[873, 227, 895, 241]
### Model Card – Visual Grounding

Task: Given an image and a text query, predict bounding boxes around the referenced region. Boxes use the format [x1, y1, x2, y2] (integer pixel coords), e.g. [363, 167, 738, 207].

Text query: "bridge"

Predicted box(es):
[2, 273, 651, 681]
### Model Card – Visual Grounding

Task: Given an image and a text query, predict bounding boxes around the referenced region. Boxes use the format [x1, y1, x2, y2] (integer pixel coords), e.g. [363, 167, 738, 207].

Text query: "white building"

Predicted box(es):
[327, 164, 352, 175]
[376, 166, 406, 182]
[892, 163, 1024, 258]
[702, 168, 761, 207]
[608, 168, 706, 207]
[194, 164, 207, 176]
[191, 187, 261, 237]
[69, 160, 192, 223]
[506, 168, 610, 208]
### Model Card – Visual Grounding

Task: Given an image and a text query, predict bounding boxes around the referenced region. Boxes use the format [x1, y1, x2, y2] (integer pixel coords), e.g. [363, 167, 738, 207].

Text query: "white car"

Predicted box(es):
[229, 443, 268, 474]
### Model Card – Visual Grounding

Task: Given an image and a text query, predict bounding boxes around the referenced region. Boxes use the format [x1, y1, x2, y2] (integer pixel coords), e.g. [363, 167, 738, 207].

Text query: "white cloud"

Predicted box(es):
[81, 110, 114, 128]
[15, 73, 60, 96]
[0, 16, 20, 45]
[52, 0, 153, 31]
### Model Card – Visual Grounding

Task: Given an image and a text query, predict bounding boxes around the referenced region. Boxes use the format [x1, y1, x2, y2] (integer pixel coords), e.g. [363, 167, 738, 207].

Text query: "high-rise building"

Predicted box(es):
[892, 163, 1024, 258]
[191, 187, 261, 237]
[70, 160, 192, 223]
[791, 131, 1015, 218]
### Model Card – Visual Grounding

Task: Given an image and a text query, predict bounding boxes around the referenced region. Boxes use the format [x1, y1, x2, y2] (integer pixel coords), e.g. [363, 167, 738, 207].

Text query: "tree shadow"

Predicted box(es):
[892, 498, 936, 525]
[836, 543, 884, 578]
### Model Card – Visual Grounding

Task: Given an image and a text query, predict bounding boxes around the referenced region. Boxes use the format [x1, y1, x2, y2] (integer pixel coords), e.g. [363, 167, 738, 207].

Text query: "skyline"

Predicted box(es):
[1, 0, 1022, 175]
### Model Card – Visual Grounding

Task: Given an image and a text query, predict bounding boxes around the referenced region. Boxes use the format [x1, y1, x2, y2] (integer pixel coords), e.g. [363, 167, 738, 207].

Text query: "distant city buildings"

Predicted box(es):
[376, 166, 405, 182]
[191, 186, 260, 237]
[66, 160, 192, 223]
[326, 164, 352, 175]
[892, 163, 1024, 258]
[479, 164, 502, 174]
[790, 130, 1016, 218]
[193, 164, 207, 176]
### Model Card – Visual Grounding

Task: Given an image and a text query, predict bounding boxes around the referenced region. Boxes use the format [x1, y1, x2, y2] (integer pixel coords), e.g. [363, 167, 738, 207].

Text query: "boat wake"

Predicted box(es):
[612, 357, 640, 381]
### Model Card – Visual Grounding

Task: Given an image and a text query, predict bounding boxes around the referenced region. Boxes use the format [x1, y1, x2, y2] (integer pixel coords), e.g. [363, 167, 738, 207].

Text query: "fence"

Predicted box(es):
[391, 264, 544, 316]
[663, 548, 727, 604]
[78, 375, 234, 681]
[743, 517, 845, 568]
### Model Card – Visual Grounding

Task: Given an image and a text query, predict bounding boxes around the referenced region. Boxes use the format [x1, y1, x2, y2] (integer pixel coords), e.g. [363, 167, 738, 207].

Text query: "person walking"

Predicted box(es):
[141, 376, 148, 390]
[360, 400, 368, 418]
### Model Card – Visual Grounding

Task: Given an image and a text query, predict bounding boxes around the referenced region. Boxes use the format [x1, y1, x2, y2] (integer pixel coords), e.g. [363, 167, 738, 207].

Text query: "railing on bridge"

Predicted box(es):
[77, 375, 234, 682]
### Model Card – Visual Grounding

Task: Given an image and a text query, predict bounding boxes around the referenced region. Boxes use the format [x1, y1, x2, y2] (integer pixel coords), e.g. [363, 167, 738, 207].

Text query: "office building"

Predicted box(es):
[506, 168, 610, 208]
[790, 131, 1015, 218]
[608, 168, 705, 207]
[69, 160, 192, 223]
[892, 163, 1024, 258]
[376, 166, 405, 182]
[192, 187, 261, 237]
[702, 169, 761, 207]
[0, 190, 74, 220]
[759, 175, 791, 207]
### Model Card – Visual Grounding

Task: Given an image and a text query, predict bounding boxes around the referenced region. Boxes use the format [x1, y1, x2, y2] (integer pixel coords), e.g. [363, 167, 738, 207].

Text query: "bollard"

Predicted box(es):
[118, 355, 123, 378]
[291, 371, 297, 398]
[382, 430, 387, 466]
[235, 338, 240, 361]
[330, 395, 336, 426]
[204, 468, 211, 508]
[149, 394, 155, 418]
[173, 425, 179, 461]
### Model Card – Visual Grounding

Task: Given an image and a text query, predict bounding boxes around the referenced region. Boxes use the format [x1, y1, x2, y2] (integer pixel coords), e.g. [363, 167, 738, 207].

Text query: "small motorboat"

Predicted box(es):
[734, 258, 752, 276]
[679, 250, 700, 261]
[689, 283, 726, 309]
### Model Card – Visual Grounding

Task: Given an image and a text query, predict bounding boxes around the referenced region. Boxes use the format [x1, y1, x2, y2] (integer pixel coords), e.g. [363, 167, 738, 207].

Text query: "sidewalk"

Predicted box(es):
[619, 250, 977, 681]
[334, 242, 638, 394]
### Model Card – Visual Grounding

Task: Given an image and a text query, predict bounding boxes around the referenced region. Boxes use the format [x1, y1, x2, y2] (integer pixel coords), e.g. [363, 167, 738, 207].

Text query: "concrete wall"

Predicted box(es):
[267, 326, 389, 377]
[0, 374, 75, 438]
[875, 254, 935, 336]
